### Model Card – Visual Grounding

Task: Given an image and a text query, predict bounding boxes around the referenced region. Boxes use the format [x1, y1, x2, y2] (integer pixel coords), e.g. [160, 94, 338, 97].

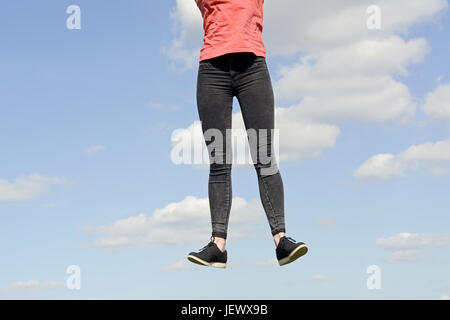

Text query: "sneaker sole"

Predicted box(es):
[278, 244, 308, 266]
[187, 255, 226, 268]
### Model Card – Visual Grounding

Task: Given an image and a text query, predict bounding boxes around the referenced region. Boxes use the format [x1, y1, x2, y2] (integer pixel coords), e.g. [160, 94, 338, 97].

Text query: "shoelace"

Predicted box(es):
[285, 236, 297, 243]
[198, 236, 215, 252]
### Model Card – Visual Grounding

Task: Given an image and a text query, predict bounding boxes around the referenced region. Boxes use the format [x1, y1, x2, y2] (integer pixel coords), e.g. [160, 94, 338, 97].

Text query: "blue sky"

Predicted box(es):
[1, 0, 450, 299]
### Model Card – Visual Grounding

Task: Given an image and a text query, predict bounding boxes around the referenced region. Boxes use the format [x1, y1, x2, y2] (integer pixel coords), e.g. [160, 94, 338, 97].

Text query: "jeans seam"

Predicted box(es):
[225, 172, 230, 230]
[211, 172, 231, 238]
[260, 174, 278, 232]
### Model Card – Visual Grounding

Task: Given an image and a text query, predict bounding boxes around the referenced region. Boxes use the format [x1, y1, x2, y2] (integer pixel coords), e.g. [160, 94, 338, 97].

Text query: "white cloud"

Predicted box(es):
[161, 0, 203, 69]
[253, 259, 278, 267]
[145, 121, 172, 135]
[376, 232, 450, 249]
[354, 138, 450, 179]
[161, 260, 192, 272]
[316, 217, 336, 226]
[311, 274, 334, 281]
[148, 100, 179, 111]
[148, 100, 164, 110]
[263, 0, 447, 55]
[354, 153, 405, 180]
[386, 249, 425, 263]
[422, 84, 450, 121]
[376, 232, 450, 263]
[440, 295, 450, 300]
[228, 258, 278, 268]
[93, 195, 266, 248]
[7, 280, 40, 291]
[0, 173, 72, 203]
[275, 109, 340, 162]
[273, 36, 427, 124]
[84, 145, 106, 155]
[3, 280, 65, 293]
[97, 236, 131, 247]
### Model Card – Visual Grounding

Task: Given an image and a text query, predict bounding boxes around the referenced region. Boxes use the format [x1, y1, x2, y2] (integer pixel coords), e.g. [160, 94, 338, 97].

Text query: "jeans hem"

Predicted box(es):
[271, 228, 286, 236]
[212, 232, 227, 239]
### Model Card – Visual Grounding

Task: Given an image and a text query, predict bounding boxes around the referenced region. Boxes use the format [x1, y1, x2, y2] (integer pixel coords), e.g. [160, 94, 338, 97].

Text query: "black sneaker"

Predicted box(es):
[276, 236, 308, 266]
[187, 237, 227, 268]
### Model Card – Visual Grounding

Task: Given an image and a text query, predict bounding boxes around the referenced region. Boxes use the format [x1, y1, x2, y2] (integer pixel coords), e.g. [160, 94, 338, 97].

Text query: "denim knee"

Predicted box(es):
[210, 163, 232, 177]
[254, 161, 279, 177]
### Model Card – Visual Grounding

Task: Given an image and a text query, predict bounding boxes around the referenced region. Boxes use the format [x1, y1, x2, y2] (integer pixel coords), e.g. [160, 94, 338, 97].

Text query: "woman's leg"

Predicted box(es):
[196, 56, 234, 249]
[233, 54, 286, 245]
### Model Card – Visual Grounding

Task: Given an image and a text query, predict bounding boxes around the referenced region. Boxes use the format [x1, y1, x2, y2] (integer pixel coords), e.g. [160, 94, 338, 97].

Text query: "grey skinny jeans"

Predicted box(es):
[196, 52, 286, 239]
